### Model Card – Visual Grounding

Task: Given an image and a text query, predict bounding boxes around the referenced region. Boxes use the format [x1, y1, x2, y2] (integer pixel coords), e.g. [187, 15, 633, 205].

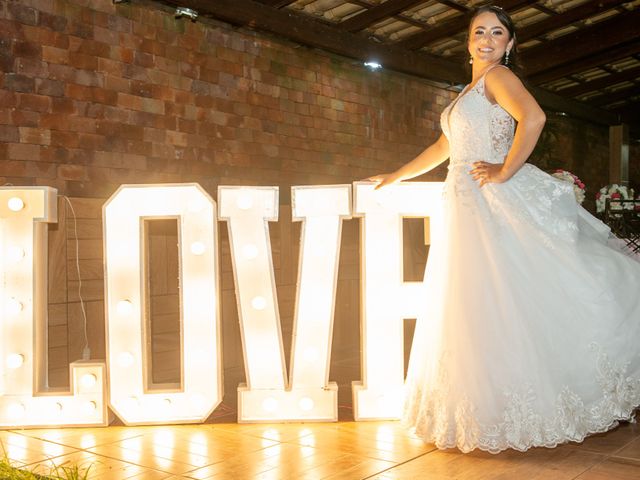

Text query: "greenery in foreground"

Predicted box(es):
[0, 456, 91, 480]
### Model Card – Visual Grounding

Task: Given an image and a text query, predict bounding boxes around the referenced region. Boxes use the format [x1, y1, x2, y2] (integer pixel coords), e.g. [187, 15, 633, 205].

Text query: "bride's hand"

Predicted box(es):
[469, 161, 507, 187]
[365, 173, 399, 190]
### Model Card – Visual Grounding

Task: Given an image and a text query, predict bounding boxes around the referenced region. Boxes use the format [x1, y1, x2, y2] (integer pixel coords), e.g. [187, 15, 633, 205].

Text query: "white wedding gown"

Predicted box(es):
[402, 67, 640, 454]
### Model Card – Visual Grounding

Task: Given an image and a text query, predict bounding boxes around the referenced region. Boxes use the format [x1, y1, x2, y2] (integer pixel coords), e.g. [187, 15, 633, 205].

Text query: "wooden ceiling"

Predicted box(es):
[154, 0, 640, 131]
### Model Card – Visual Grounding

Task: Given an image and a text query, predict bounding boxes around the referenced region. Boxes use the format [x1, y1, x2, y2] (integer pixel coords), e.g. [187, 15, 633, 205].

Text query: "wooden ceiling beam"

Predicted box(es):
[433, 0, 469, 13]
[522, 9, 640, 75]
[517, 0, 629, 42]
[529, 86, 619, 125]
[339, 0, 428, 33]
[254, 0, 297, 8]
[396, 0, 538, 50]
[557, 66, 640, 97]
[528, 40, 640, 84]
[165, 0, 466, 83]
[587, 85, 640, 107]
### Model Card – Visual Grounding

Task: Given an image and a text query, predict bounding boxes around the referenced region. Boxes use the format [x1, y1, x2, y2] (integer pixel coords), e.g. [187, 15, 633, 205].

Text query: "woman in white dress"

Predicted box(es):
[370, 5, 640, 453]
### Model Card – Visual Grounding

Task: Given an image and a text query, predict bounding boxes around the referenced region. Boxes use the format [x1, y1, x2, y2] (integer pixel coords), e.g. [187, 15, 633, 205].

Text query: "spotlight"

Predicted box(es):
[175, 7, 198, 21]
[364, 61, 382, 71]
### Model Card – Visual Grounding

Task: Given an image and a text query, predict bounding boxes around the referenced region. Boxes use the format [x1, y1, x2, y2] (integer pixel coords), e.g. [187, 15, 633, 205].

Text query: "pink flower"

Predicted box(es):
[596, 192, 601, 200]
[578, 182, 585, 189]
[611, 193, 621, 199]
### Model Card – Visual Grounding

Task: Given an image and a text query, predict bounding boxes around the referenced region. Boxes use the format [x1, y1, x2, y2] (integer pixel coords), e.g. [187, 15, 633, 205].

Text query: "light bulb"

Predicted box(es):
[251, 296, 266, 310]
[262, 397, 278, 413]
[117, 352, 134, 367]
[190, 242, 206, 255]
[7, 197, 24, 211]
[80, 373, 97, 389]
[116, 300, 134, 316]
[299, 397, 314, 411]
[242, 244, 258, 260]
[6, 353, 24, 369]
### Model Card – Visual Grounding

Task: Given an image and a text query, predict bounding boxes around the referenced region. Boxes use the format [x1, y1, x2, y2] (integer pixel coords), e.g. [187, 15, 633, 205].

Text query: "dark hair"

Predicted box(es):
[467, 5, 522, 76]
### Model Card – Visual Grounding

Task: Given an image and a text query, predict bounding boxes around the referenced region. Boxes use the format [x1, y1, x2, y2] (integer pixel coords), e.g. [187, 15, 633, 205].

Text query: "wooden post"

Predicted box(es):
[609, 124, 629, 185]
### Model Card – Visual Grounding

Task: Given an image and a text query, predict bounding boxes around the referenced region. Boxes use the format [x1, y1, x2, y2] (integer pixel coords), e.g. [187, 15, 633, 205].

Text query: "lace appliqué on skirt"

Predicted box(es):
[403, 344, 640, 454]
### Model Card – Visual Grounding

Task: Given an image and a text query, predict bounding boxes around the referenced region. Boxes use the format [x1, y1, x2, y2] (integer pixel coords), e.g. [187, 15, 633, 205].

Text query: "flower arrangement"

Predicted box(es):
[595, 184, 637, 213]
[551, 169, 585, 205]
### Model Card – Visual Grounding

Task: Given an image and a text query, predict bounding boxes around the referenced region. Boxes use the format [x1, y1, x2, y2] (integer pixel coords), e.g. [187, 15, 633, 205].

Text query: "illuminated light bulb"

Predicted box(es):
[190, 241, 206, 255]
[6, 298, 23, 315]
[6, 353, 24, 369]
[241, 244, 258, 260]
[299, 397, 314, 411]
[116, 300, 134, 316]
[7, 403, 25, 420]
[80, 373, 97, 389]
[236, 193, 253, 210]
[303, 347, 319, 363]
[83, 401, 97, 415]
[251, 296, 267, 311]
[262, 397, 278, 413]
[7, 246, 25, 262]
[7, 197, 25, 211]
[117, 351, 135, 367]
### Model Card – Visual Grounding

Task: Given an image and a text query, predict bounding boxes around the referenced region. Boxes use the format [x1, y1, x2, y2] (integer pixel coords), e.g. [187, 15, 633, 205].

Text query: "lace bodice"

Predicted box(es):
[441, 68, 515, 166]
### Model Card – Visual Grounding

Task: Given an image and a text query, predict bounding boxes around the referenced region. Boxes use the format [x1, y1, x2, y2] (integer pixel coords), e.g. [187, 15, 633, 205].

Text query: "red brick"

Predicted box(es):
[0, 125, 19, 142]
[38, 12, 68, 32]
[13, 41, 41, 58]
[17, 93, 51, 112]
[42, 46, 69, 65]
[69, 52, 99, 70]
[0, 90, 18, 108]
[10, 110, 40, 127]
[58, 164, 88, 181]
[35, 78, 64, 96]
[19, 127, 51, 145]
[3, 74, 35, 93]
[7, 143, 42, 161]
[16, 58, 48, 77]
[8, 3, 38, 26]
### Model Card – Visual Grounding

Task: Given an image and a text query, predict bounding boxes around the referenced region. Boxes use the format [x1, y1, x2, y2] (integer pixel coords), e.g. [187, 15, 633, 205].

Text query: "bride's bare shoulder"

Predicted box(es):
[485, 66, 526, 102]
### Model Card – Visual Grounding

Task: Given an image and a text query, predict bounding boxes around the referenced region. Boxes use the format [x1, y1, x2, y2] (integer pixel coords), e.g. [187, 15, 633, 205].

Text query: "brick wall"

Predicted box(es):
[0, 0, 453, 200]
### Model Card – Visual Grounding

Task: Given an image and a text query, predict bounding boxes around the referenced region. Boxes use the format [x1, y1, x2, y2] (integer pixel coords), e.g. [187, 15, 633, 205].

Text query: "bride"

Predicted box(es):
[369, 5, 640, 453]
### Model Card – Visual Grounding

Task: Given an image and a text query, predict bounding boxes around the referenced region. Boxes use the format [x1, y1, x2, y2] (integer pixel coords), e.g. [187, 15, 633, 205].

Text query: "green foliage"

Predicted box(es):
[0, 449, 91, 480]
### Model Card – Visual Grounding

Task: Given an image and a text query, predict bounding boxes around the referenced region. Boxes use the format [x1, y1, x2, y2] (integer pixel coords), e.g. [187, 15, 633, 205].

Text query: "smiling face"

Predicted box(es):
[468, 11, 514, 67]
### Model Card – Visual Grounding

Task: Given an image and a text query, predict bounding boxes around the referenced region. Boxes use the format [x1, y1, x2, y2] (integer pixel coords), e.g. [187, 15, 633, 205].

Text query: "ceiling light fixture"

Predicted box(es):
[175, 7, 198, 21]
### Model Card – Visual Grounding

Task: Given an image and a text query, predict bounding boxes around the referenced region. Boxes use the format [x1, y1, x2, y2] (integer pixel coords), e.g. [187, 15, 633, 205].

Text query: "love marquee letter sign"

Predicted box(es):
[0, 182, 443, 428]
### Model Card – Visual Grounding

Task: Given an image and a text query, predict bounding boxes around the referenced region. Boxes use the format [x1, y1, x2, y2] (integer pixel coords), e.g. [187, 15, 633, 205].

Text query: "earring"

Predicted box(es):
[504, 50, 510, 65]
[469, 56, 473, 64]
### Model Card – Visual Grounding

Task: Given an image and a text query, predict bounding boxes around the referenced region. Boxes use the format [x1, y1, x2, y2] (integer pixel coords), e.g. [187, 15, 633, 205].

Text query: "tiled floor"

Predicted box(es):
[3, 408, 640, 479]
[4, 356, 640, 479]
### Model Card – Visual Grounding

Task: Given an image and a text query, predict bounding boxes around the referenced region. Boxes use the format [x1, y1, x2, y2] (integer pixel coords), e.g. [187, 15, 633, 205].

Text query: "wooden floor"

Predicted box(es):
[3, 410, 640, 479]
[5, 350, 640, 479]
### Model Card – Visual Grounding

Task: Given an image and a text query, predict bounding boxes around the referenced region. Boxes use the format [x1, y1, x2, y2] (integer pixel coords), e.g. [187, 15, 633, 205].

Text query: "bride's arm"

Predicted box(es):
[484, 67, 546, 182]
[369, 133, 450, 189]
